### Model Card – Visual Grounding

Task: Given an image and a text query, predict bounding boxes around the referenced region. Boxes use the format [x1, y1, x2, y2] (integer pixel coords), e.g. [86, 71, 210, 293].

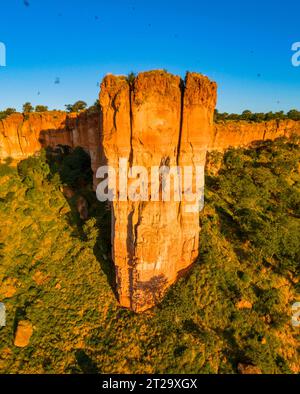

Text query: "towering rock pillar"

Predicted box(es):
[99, 70, 217, 312]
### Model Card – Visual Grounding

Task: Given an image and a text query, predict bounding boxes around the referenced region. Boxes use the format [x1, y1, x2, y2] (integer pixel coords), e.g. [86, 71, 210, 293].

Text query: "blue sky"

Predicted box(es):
[0, 0, 300, 112]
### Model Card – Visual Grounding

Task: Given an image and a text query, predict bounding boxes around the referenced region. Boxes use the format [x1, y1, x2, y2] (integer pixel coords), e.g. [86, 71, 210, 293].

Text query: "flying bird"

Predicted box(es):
[23, 0, 30, 7]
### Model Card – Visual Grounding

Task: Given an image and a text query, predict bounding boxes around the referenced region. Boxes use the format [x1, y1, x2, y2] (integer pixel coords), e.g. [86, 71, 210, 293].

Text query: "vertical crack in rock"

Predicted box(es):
[176, 78, 185, 219]
[100, 70, 217, 312]
[128, 77, 134, 167]
[178, 72, 217, 283]
[16, 115, 25, 155]
[99, 74, 132, 308]
[176, 78, 185, 166]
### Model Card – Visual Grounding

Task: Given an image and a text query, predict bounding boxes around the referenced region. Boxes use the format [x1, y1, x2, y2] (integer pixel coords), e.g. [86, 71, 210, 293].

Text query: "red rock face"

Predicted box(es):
[0, 112, 68, 160]
[99, 71, 217, 311]
[0, 111, 102, 188]
[211, 120, 300, 150]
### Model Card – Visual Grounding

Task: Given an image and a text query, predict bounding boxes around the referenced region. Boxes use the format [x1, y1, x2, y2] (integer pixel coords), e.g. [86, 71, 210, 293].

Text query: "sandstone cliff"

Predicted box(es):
[0, 111, 102, 187]
[0, 112, 68, 160]
[2, 110, 300, 170]
[211, 119, 300, 150]
[99, 70, 217, 311]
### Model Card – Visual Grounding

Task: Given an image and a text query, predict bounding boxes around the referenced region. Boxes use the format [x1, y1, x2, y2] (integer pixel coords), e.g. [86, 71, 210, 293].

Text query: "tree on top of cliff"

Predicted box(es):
[22, 102, 34, 113]
[287, 109, 300, 121]
[87, 100, 101, 114]
[65, 101, 87, 113]
[126, 72, 136, 86]
[4, 108, 16, 115]
[35, 105, 48, 112]
[0, 108, 16, 120]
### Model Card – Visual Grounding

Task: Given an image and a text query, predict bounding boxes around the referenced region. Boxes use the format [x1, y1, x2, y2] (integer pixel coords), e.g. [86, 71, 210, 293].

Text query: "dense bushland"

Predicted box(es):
[0, 138, 299, 373]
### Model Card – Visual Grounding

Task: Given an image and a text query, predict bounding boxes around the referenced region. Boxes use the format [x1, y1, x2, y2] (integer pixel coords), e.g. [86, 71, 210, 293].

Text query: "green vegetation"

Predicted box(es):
[0, 101, 99, 120]
[46, 146, 93, 189]
[0, 108, 17, 120]
[0, 138, 299, 373]
[65, 101, 88, 113]
[214, 108, 300, 123]
[22, 102, 34, 113]
[86, 100, 101, 114]
[126, 72, 136, 86]
[35, 105, 49, 112]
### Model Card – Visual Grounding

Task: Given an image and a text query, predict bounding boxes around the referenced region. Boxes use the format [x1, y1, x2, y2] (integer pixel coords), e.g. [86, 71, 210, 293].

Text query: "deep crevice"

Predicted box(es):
[176, 77, 185, 166]
[16, 114, 25, 155]
[128, 79, 134, 167]
[176, 77, 185, 218]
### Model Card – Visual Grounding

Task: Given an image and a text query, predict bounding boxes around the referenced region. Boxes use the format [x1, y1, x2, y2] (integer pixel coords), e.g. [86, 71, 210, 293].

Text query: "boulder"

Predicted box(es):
[14, 320, 33, 347]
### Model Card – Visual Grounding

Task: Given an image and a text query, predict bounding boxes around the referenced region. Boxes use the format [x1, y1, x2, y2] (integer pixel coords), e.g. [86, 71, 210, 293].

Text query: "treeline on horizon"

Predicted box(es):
[214, 109, 300, 122]
[2, 103, 300, 123]
[0, 100, 100, 120]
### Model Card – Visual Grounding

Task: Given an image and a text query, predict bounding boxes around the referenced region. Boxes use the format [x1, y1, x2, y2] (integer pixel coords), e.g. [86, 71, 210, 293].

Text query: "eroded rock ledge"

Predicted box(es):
[99, 70, 217, 311]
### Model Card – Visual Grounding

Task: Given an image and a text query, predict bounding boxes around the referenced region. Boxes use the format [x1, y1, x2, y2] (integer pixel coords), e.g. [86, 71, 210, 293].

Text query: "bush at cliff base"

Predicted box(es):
[0, 137, 299, 373]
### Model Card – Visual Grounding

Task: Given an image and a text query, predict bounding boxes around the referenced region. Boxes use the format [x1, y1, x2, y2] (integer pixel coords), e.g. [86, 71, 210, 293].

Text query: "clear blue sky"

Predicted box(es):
[0, 0, 300, 113]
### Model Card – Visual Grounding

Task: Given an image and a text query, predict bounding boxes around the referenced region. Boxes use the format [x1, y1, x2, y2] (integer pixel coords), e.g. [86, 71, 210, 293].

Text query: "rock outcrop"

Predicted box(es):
[211, 119, 300, 150]
[0, 111, 102, 188]
[0, 112, 68, 159]
[99, 71, 217, 311]
[14, 320, 33, 347]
